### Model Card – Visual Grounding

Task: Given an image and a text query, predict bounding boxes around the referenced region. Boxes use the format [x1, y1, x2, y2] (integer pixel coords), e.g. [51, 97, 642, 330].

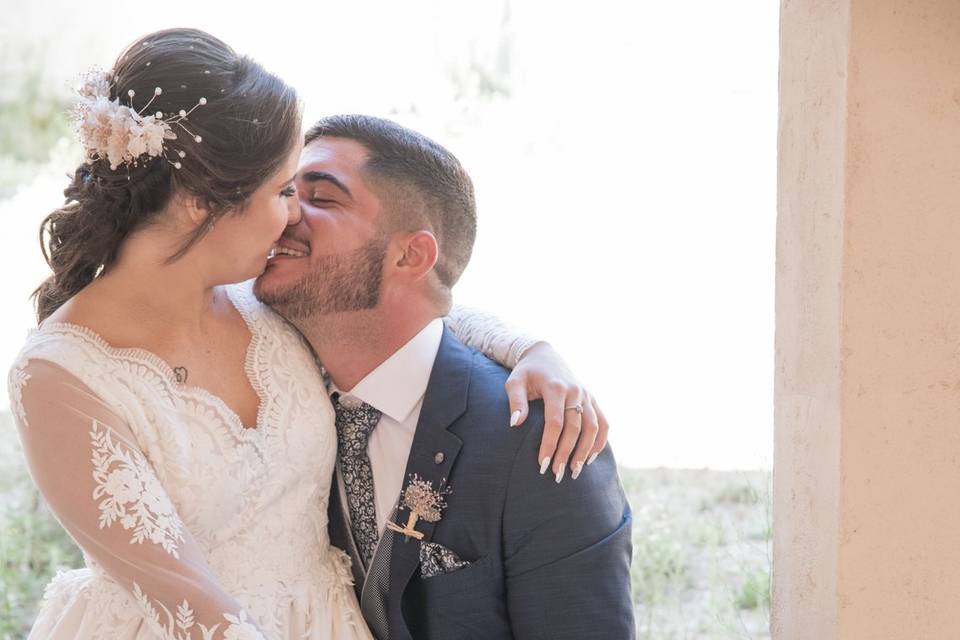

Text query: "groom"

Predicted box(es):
[255, 115, 634, 639]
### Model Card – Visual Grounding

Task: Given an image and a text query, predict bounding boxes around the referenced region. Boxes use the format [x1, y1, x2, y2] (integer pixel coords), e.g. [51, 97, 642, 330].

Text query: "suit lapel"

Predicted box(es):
[385, 328, 473, 617]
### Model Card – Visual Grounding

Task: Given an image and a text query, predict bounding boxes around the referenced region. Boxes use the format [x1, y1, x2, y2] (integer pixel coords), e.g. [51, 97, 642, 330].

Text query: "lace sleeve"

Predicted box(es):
[445, 305, 541, 369]
[11, 359, 266, 640]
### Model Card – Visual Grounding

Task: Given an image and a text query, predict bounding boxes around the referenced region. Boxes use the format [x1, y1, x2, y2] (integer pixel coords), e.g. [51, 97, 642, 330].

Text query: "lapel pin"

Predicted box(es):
[387, 474, 452, 541]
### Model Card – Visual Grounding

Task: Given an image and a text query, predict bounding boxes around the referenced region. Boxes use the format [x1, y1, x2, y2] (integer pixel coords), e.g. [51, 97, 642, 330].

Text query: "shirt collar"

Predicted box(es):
[328, 318, 444, 423]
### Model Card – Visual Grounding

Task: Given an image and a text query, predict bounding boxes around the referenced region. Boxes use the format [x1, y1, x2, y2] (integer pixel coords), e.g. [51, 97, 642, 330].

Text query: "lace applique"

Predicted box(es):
[133, 583, 265, 640]
[90, 421, 185, 557]
[8, 359, 31, 428]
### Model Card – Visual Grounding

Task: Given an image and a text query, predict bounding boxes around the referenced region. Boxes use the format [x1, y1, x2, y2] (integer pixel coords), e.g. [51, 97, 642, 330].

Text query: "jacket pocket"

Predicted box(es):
[418, 554, 496, 595]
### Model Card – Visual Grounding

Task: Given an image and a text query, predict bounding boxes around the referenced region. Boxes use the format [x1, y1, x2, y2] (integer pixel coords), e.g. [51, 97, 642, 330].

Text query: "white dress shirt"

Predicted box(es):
[330, 318, 445, 535]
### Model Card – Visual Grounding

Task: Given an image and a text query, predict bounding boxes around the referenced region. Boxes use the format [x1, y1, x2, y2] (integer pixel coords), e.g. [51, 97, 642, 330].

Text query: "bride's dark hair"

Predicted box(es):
[34, 28, 301, 322]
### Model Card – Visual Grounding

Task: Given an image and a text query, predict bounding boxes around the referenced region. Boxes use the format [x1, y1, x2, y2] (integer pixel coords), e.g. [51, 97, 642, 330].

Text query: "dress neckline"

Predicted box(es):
[34, 283, 270, 437]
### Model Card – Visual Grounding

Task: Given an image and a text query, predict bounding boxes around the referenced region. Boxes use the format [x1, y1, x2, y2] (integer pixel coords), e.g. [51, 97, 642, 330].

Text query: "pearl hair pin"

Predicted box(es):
[75, 68, 209, 171]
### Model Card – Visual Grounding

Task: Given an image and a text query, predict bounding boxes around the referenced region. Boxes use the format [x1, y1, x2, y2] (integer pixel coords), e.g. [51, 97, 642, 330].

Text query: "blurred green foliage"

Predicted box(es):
[0, 495, 83, 639]
[0, 42, 74, 198]
[735, 569, 772, 611]
[0, 413, 82, 638]
[632, 531, 690, 607]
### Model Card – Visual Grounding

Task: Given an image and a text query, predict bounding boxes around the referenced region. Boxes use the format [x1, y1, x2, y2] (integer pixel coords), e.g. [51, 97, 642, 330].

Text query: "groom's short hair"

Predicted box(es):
[304, 115, 476, 302]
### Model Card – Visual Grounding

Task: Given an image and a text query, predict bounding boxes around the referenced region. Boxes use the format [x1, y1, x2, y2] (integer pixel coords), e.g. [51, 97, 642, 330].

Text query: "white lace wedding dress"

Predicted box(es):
[7, 280, 532, 640]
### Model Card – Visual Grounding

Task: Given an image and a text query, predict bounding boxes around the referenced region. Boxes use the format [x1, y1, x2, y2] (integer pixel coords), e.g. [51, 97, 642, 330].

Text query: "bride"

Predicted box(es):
[8, 28, 608, 640]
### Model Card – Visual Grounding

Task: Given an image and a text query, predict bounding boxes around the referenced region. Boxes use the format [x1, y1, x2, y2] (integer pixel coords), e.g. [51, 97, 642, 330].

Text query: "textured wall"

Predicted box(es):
[776, 1, 960, 637]
[839, 1, 960, 636]
[774, 0, 848, 636]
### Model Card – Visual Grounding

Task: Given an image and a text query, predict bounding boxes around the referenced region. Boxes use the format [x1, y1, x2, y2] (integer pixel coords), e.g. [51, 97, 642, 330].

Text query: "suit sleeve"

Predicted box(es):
[502, 404, 635, 639]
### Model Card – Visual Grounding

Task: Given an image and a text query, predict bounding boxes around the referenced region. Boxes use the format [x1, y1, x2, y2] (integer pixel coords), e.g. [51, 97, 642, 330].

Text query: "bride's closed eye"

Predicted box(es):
[280, 186, 297, 198]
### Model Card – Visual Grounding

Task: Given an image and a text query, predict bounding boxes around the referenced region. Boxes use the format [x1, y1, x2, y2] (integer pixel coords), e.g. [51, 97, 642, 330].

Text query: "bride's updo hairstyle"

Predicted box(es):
[34, 28, 301, 322]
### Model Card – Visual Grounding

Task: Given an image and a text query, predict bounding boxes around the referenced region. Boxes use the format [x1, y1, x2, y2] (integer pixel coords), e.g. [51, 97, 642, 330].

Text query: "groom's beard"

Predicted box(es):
[257, 236, 389, 321]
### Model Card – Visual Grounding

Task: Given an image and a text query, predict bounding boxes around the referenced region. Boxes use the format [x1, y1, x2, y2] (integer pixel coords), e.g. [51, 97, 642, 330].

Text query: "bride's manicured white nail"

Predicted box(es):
[572, 461, 584, 480]
[510, 410, 522, 427]
[555, 463, 566, 483]
[539, 457, 551, 475]
[587, 452, 600, 466]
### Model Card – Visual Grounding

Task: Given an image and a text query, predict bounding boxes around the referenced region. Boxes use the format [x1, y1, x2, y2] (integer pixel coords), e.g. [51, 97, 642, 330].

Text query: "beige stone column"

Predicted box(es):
[775, 1, 960, 638]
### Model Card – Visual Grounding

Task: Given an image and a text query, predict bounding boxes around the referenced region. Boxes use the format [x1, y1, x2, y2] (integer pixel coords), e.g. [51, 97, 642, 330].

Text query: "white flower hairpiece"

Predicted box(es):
[73, 69, 207, 172]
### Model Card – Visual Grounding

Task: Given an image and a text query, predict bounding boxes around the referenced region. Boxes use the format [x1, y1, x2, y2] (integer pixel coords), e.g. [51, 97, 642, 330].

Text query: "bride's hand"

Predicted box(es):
[504, 342, 609, 482]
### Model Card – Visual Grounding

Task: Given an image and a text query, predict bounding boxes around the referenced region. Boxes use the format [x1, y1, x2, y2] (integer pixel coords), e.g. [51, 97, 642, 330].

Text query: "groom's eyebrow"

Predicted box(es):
[301, 171, 352, 198]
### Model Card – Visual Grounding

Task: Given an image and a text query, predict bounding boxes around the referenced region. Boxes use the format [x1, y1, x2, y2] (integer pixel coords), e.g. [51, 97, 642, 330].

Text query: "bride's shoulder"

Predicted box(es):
[8, 315, 117, 427]
[13, 284, 137, 379]
[27, 291, 123, 352]
[39, 279, 127, 339]
[12, 319, 113, 379]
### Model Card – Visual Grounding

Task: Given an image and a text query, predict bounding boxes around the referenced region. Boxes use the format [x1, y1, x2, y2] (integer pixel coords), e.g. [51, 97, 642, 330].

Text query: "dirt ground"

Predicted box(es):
[623, 466, 772, 639]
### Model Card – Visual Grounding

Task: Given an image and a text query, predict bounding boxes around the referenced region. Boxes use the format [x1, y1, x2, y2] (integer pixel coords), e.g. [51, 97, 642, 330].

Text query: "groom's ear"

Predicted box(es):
[391, 230, 439, 282]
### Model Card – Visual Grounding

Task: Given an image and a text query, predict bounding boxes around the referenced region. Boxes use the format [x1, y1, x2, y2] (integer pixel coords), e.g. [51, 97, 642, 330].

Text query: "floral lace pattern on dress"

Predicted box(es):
[8, 359, 31, 429]
[133, 583, 265, 640]
[90, 421, 186, 557]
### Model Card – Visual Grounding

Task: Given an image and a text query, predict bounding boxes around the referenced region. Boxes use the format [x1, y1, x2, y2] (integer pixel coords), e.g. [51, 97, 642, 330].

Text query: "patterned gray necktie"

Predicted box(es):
[333, 394, 382, 570]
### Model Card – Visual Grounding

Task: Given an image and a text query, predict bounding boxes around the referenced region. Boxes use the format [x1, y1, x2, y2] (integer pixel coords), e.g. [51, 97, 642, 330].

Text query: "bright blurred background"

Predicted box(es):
[1, 1, 778, 637]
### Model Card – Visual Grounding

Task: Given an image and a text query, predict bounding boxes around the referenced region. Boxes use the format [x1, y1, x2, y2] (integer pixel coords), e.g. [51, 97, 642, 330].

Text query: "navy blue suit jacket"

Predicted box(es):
[329, 327, 634, 639]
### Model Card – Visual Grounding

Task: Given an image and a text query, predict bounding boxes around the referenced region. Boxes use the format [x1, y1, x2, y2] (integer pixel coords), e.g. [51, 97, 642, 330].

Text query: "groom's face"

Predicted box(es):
[253, 137, 390, 319]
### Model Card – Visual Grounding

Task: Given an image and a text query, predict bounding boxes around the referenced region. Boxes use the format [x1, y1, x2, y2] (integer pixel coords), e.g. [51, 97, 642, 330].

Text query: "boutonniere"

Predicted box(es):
[386, 474, 452, 541]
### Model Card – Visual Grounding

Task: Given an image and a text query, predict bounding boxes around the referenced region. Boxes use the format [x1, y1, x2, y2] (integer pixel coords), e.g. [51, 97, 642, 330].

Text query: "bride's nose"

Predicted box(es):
[286, 192, 302, 226]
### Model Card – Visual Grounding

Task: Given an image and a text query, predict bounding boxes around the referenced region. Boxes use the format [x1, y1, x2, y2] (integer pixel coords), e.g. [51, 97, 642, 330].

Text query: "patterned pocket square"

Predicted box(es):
[420, 541, 470, 578]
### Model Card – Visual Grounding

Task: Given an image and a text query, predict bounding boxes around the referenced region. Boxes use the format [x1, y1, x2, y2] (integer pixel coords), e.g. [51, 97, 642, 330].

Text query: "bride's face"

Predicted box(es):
[198, 143, 302, 283]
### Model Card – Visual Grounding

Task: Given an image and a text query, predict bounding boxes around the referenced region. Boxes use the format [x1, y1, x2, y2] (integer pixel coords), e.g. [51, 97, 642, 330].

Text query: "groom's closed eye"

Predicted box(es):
[300, 170, 353, 199]
[304, 191, 340, 208]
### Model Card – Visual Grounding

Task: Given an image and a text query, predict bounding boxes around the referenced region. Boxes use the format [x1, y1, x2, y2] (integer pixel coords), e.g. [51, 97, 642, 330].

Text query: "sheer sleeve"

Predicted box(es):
[12, 359, 266, 640]
[446, 305, 541, 369]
